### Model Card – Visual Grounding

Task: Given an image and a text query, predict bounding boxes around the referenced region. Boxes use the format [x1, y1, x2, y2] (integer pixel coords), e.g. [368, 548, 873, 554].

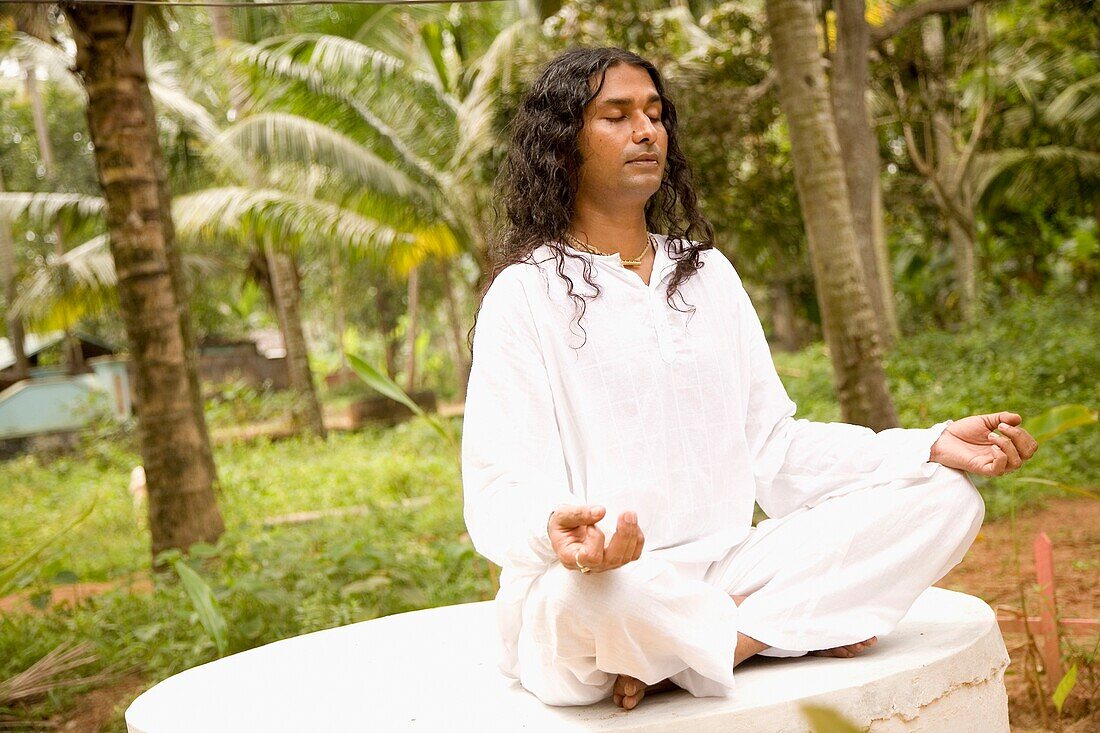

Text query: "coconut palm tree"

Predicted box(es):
[64, 2, 224, 557]
[208, 9, 532, 393]
[972, 72, 1100, 227]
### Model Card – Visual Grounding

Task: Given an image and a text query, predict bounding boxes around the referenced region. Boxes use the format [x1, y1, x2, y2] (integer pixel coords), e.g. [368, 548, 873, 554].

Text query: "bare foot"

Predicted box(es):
[809, 636, 878, 658]
[613, 596, 755, 710]
[612, 674, 676, 710]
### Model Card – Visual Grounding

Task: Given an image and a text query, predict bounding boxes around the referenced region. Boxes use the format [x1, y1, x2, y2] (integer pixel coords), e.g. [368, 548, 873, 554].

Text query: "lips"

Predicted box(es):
[628, 154, 659, 164]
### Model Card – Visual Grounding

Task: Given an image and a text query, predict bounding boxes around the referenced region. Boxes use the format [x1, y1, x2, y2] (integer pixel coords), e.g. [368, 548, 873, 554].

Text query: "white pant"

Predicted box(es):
[515, 467, 985, 706]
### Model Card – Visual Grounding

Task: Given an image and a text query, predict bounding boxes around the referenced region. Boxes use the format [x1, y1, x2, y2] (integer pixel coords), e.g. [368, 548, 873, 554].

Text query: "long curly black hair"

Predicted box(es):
[476, 47, 715, 347]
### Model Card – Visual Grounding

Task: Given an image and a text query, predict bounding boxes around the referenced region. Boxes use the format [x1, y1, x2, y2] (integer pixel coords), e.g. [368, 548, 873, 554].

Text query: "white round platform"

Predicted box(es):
[126, 586, 1009, 732]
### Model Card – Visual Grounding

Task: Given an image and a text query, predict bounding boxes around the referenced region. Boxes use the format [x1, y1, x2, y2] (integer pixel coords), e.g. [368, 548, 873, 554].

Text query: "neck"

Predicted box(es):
[568, 198, 648, 256]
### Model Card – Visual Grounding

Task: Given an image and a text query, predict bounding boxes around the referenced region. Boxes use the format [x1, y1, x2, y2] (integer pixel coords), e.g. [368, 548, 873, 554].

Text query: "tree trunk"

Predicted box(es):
[769, 278, 803, 352]
[207, 4, 248, 115]
[403, 265, 420, 394]
[374, 282, 400, 380]
[0, 169, 31, 380]
[68, 3, 223, 558]
[765, 0, 899, 429]
[331, 246, 348, 371]
[440, 263, 469, 396]
[870, 176, 896, 335]
[830, 0, 898, 347]
[922, 15, 977, 322]
[265, 245, 326, 437]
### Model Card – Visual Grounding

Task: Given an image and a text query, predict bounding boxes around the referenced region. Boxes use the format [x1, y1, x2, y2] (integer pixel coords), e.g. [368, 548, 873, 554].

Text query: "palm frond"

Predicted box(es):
[265, 33, 460, 112]
[387, 222, 461, 277]
[173, 186, 420, 267]
[213, 112, 430, 203]
[9, 33, 83, 96]
[227, 39, 445, 189]
[449, 19, 534, 174]
[1044, 73, 1100, 140]
[12, 235, 118, 329]
[0, 193, 105, 229]
[973, 146, 1100, 204]
[148, 67, 223, 145]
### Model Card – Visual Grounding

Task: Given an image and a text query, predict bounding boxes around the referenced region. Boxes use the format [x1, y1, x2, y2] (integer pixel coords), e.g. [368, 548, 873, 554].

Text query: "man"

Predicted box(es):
[461, 47, 1037, 711]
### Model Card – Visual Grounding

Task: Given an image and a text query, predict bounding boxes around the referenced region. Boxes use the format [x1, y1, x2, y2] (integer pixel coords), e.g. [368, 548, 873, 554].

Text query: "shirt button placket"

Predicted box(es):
[651, 293, 675, 363]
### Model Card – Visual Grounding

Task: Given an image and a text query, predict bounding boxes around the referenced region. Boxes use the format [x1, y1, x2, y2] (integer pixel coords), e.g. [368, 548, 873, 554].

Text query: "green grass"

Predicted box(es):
[774, 292, 1100, 517]
[1, 292, 1096, 728]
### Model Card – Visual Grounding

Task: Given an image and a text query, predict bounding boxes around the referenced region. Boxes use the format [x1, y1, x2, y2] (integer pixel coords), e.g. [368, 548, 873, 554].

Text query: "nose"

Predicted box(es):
[633, 113, 658, 144]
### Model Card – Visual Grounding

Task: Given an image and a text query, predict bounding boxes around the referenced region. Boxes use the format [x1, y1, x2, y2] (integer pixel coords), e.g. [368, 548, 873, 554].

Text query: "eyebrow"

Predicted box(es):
[597, 94, 662, 108]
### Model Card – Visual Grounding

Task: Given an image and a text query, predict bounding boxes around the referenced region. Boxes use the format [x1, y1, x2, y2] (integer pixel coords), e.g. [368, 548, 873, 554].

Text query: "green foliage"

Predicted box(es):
[776, 292, 1100, 517]
[0, 498, 95, 597]
[346, 351, 457, 455]
[203, 379, 301, 429]
[1024, 404, 1098, 442]
[800, 704, 866, 733]
[0, 421, 483, 724]
[170, 554, 229, 657]
[1052, 663, 1078, 714]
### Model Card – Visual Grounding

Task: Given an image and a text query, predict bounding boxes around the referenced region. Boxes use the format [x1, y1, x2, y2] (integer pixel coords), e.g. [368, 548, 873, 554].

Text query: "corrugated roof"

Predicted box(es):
[0, 331, 116, 371]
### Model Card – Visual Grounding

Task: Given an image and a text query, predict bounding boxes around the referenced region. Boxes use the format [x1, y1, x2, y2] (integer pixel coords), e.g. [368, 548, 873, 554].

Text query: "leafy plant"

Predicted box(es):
[171, 556, 229, 658]
[800, 704, 866, 733]
[347, 351, 458, 457]
[1052, 663, 1078, 715]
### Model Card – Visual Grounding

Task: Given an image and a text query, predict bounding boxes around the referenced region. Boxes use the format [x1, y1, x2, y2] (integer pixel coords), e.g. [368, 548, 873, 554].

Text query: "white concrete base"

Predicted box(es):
[126, 587, 1009, 732]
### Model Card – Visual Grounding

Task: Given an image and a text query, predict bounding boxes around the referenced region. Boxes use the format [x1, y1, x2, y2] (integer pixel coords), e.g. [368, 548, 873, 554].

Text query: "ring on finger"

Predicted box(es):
[574, 548, 591, 574]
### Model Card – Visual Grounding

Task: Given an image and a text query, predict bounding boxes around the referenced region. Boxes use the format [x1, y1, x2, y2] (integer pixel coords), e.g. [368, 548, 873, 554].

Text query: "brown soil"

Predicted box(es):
[937, 497, 1100, 731]
[0, 573, 151, 614]
[52, 672, 147, 733]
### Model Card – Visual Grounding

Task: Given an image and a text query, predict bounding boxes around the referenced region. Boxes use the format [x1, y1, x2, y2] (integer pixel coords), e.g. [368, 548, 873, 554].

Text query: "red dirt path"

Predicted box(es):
[937, 497, 1100, 731]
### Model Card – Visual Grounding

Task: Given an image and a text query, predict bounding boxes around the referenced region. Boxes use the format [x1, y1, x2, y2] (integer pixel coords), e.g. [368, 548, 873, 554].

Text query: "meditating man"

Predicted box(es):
[461, 47, 1037, 711]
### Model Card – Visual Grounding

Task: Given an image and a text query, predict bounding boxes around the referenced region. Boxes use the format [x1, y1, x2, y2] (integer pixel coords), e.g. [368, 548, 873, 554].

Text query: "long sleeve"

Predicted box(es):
[461, 269, 575, 570]
[728, 263, 950, 520]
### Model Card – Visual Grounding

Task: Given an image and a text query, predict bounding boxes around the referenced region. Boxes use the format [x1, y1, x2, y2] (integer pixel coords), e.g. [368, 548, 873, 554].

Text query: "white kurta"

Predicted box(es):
[461, 234, 954, 696]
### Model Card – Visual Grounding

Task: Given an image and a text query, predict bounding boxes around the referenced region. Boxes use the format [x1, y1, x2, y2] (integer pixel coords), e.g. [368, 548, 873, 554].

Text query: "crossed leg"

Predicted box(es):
[612, 593, 879, 710]
[517, 466, 985, 709]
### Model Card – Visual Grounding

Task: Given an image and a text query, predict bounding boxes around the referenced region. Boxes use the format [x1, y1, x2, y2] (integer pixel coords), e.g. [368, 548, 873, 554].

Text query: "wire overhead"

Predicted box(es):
[9, 0, 498, 7]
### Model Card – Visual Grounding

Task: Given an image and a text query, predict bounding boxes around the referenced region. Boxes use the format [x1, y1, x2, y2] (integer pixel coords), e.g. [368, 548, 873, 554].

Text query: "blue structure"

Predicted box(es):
[0, 332, 131, 440]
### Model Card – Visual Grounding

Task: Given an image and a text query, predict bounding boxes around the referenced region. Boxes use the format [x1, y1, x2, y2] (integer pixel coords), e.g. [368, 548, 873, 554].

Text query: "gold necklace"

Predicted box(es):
[564, 231, 655, 268]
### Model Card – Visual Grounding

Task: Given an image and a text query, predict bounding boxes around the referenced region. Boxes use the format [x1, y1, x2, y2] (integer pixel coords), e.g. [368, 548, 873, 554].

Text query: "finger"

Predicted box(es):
[603, 515, 635, 569]
[998, 422, 1039, 460]
[989, 430, 1022, 470]
[985, 445, 1009, 476]
[567, 539, 594, 567]
[630, 527, 645, 562]
[993, 411, 1022, 428]
[582, 525, 605, 567]
[616, 510, 642, 567]
[613, 693, 623, 707]
[552, 504, 606, 530]
[621, 523, 640, 568]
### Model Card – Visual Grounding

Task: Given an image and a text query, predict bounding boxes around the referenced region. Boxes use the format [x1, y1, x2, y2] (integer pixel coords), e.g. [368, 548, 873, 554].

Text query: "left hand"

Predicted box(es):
[929, 411, 1039, 477]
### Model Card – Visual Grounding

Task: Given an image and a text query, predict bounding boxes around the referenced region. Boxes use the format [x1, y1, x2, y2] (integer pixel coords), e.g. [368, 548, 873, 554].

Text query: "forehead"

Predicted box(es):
[590, 63, 661, 106]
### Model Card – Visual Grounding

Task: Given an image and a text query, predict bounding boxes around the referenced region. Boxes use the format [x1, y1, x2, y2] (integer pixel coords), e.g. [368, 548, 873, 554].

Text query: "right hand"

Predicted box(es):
[547, 505, 645, 573]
